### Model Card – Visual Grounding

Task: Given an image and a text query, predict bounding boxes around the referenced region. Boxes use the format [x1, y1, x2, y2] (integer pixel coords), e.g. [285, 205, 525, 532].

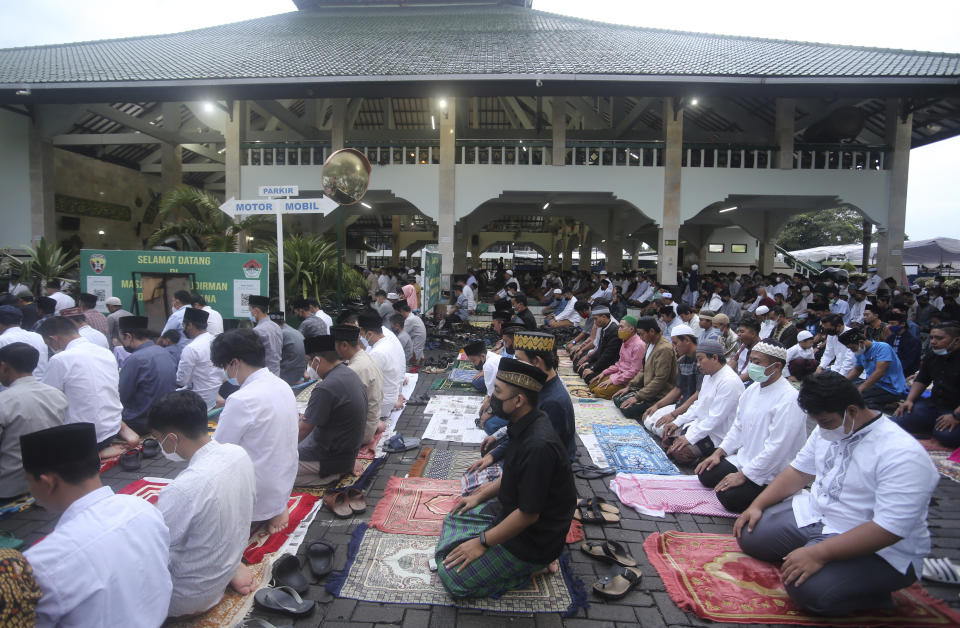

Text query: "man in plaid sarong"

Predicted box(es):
[436, 359, 576, 598]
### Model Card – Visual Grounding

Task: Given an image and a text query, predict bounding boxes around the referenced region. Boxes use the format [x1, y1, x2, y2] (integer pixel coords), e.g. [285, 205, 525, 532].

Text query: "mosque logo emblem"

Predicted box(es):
[89, 254, 107, 274]
[243, 259, 263, 279]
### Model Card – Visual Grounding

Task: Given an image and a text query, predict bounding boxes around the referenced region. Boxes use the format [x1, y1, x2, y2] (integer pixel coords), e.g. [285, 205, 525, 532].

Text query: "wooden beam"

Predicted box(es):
[252, 100, 320, 139]
[84, 104, 224, 146]
[568, 97, 607, 129]
[498, 97, 522, 129]
[182, 143, 224, 163]
[501, 97, 533, 129]
[346, 98, 364, 129]
[52, 131, 223, 146]
[614, 97, 655, 138]
[141, 163, 225, 173]
[383, 97, 394, 129]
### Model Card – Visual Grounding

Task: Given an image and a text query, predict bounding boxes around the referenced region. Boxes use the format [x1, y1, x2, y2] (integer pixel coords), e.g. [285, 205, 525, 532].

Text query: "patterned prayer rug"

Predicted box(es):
[0, 495, 34, 520]
[645, 531, 960, 626]
[409, 449, 480, 479]
[928, 449, 960, 484]
[573, 398, 636, 435]
[328, 525, 586, 615]
[369, 477, 462, 535]
[611, 473, 737, 518]
[430, 376, 478, 391]
[294, 456, 385, 497]
[167, 557, 271, 628]
[593, 425, 680, 475]
[357, 429, 384, 460]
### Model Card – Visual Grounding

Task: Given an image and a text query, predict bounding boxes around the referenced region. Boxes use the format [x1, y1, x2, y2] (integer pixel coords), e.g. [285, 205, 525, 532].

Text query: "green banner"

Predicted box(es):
[80, 249, 269, 319]
[423, 250, 442, 310]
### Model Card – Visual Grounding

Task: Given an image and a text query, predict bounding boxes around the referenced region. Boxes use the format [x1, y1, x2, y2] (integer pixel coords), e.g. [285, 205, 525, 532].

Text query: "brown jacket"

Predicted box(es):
[627, 335, 678, 401]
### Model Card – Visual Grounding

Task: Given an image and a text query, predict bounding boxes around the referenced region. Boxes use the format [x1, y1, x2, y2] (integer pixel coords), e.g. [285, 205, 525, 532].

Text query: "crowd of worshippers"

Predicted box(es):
[0, 274, 434, 624]
[434, 263, 956, 613]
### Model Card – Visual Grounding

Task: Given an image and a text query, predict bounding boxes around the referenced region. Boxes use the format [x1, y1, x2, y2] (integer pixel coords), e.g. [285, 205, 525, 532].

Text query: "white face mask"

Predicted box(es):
[159, 433, 185, 463]
[820, 412, 854, 443]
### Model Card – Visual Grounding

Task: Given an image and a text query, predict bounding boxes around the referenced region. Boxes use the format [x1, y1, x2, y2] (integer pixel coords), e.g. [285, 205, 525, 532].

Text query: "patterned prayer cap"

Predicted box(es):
[591, 305, 610, 316]
[513, 331, 555, 353]
[751, 341, 788, 362]
[59, 307, 83, 319]
[496, 357, 546, 392]
[699, 309, 715, 320]
[712, 313, 730, 326]
[671, 323, 697, 340]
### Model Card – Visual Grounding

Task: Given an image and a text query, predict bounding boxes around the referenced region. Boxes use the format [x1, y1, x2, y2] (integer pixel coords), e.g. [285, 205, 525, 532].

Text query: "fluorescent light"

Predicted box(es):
[438, 99, 447, 109]
[690, 98, 699, 106]
[719, 206, 738, 213]
[629, 153, 639, 159]
[542, 202, 550, 210]
[431, 115, 435, 130]
[98, 230, 105, 235]
[361, 202, 372, 209]
[203, 101, 215, 113]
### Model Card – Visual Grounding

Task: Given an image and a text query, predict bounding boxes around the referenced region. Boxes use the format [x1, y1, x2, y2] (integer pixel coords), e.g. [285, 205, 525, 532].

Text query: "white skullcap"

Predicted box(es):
[752, 341, 788, 362]
[599, 270, 608, 275]
[755, 305, 770, 315]
[671, 324, 696, 338]
[797, 330, 814, 342]
[553, 288, 562, 294]
[661, 292, 673, 299]
[104, 297, 122, 306]
[691, 264, 699, 271]
[407, 268, 415, 274]
[386, 292, 400, 300]
[506, 270, 513, 275]
[801, 285, 811, 292]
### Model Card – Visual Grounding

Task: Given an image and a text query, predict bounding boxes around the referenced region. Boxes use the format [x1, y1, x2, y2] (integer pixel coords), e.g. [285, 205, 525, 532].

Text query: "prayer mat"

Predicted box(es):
[573, 398, 635, 435]
[919, 438, 953, 453]
[565, 520, 584, 544]
[327, 524, 587, 616]
[611, 473, 737, 518]
[430, 376, 478, 391]
[578, 433, 611, 468]
[593, 425, 681, 475]
[117, 477, 168, 503]
[409, 448, 479, 479]
[448, 367, 480, 383]
[407, 446, 433, 477]
[244, 493, 319, 564]
[928, 449, 960, 484]
[0, 495, 34, 520]
[167, 557, 271, 628]
[369, 477, 462, 535]
[645, 531, 960, 626]
[206, 420, 218, 435]
[951, 447, 960, 464]
[294, 456, 385, 497]
[422, 409, 488, 444]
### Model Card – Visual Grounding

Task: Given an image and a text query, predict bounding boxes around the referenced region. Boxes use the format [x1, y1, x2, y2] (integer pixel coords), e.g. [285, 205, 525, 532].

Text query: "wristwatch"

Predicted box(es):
[479, 530, 490, 548]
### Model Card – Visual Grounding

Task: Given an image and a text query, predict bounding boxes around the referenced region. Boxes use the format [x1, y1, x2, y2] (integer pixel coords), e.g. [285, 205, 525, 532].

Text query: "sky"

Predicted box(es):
[2, 0, 958, 241]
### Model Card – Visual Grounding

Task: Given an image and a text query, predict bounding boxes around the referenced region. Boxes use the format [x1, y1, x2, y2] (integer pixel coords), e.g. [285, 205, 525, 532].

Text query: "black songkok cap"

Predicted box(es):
[501, 323, 526, 336]
[21, 423, 97, 473]
[330, 324, 360, 342]
[248, 295, 270, 309]
[118, 316, 149, 332]
[463, 340, 486, 357]
[304, 335, 336, 355]
[357, 311, 382, 332]
[183, 308, 209, 326]
[495, 357, 547, 392]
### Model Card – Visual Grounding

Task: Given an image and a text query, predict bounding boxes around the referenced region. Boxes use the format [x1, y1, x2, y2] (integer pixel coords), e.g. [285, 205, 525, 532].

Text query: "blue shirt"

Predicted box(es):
[118, 341, 178, 431]
[856, 341, 907, 396]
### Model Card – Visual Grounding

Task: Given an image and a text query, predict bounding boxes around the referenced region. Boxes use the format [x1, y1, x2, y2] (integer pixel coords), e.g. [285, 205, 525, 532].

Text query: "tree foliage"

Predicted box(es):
[777, 208, 865, 251]
[259, 234, 367, 303]
[3, 238, 78, 294]
[147, 185, 271, 252]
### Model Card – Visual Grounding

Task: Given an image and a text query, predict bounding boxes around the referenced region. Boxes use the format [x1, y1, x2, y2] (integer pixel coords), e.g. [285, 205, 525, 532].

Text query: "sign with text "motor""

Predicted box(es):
[218, 196, 338, 218]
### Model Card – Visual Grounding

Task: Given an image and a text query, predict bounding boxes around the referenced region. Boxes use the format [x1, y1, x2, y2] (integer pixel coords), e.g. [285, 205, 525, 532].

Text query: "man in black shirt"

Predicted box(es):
[892, 323, 960, 448]
[436, 358, 576, 599]
[510, 294, 538, 331]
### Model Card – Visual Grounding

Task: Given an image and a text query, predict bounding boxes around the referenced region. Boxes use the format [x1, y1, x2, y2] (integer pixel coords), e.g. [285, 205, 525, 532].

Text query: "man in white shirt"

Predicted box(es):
[547, 289, 579, 328]
[0, 342, 66, 498]
[162, 290, 193, 342]
[62, 307, 109, 350]
[735, 372, 939, 616]
[847, 288, 869, 326]
[211, 329, 299, 534]
[816, 314, 857, 376]
[462, 281, 477, 312]
[43, 280, 75, 314]
[0, 305, 48, 380]
[22, 423, 172, 627]
[177, 308, 223, 409]
[828, 291, 851, 325]
[695, 340, 808, 513]
[589, 278, 614, 303]
[248, 295, 283, 376]
[190, 293, 224, 336]
[38, 316, 138, 456]
[755, 305, 775, 339]
[148, 391, 256, 618]
[660, 339, 745, 465]
[359, 312, 406, 418]
[504, 270, 520, 292]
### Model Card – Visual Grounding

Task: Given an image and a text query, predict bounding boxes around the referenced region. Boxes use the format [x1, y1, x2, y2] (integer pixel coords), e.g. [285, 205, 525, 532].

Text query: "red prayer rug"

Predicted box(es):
[117, 477, 167, 503]
[645, 531, 960, 625]
[369, 476, 461, 535]
[612, 473, 737, 518]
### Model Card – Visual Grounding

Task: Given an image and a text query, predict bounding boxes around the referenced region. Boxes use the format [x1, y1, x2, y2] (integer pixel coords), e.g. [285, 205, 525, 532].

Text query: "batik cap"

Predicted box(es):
[513, 331, 555, 353]
[495, 357, 546, 392]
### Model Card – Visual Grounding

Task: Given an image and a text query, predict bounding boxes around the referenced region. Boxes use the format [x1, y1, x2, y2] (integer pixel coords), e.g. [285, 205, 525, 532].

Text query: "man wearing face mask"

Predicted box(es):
[695, 340, 807, 513]
[436, 358, 576, 599]
[296, 335, 367, 487]
[176, 307, 222, 409]
[248, 295, 282, 376]
[838, 328, 907, 411]
[331, 324, 383, 446]
[359, 311, 406, 417]
[116, 316, 178, 435]
[147, 391, 256, 618]
[735, 372, 938, 616]
[588, 315, 644, 399]
[210, 329, 299, 534]
[885, 311, 921, 377]
[815, 314, 856, 377]
[892, 323, 960, 448]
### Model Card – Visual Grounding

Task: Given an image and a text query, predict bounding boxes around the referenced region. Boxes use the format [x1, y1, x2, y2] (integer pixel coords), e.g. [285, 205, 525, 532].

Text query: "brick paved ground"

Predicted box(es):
[3, 363, 959, 628]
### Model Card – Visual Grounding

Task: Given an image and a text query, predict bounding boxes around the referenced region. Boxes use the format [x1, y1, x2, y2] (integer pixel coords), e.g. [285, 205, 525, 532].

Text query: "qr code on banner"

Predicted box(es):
[240, 293, 251, 307]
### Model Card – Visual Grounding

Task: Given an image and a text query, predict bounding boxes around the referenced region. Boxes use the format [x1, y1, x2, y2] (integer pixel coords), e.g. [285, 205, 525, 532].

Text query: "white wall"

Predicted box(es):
[0, 109, 33, 249]
[704, 226, 757, 265]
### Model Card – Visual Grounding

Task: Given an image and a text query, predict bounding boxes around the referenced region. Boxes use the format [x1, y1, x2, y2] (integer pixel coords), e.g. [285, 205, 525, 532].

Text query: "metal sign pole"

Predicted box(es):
[276, 196, 287, 313]
[336, 205, 344, 310]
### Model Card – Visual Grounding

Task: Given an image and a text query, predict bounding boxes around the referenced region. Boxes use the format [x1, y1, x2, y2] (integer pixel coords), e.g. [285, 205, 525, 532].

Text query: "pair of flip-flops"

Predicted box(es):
[384, 434, 421, 453]
[256, 548, 339, 617]
[573, 497, 621, 524]
[322, 488, 366, 519]
[571, 463, 615, 479]
[923, 557, 960, 585]
[581, 540, 642, 600]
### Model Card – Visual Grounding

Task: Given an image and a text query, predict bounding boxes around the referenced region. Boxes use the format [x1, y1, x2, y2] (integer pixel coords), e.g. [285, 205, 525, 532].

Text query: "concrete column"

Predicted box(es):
[606, 209, 624, 273]
[579, 230, 592, 272]
[161, 102, 182, 191]
[391, 214, 401, 266]
[875, 99, 911, 282]
[469, 234, 480, 270]
[759, 240, 776, 276]
[658, 98, 682, 285]
[225, 101, 246, 201]
[631, 243, 640, 271]
[331, 99, 347, 151]
[27, 123, 55, 244]
[861, 220, 872, 274]
[775, 98, 795, 170]
[551, 98, 566, 167]
[560, 220, 571, 272]
[438, 98, 456, 284]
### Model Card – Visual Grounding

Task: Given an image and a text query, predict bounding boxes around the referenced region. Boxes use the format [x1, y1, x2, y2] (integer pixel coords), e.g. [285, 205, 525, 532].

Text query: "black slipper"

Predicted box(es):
[575, 465, 615, 479]
[593, 566, 642, 600]
[581, 540, 638, 568]
[119, 449, 141, 471]
[384, 434, 421, 453]
[253, 586, 314, 617]
[141, 438, 160, 459]
[271, 554, 309, 595]
[306, 540, 334, 579]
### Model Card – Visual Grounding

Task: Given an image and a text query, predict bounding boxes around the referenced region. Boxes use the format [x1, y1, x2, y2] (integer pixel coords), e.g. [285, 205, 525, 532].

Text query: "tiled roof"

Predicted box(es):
[1, 7, 959, 86]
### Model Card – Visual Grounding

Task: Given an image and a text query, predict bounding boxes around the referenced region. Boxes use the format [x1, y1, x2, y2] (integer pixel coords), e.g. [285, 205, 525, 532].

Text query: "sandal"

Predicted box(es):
[346, 488, 366, 514]
[576, 497, 619, 514]
[322, 492, 353, 519]
[580, 540, 637, 568]
[271, 554, 309, 595]
[253, 586, 314, 617]
[306, 540, 335, 579]
[574, 498, 620, 525]
[575, 465, 615, 480]
[119, 449, 141, 471]
[593, 566, 642, 600]
[923, 557, 960, 585]
[384, 434, 421, 453]
[141, 438, 160, 458]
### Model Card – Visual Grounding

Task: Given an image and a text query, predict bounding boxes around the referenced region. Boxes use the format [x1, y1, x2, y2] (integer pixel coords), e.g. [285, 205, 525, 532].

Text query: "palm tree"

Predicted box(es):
[147, 185, 271, 251]
[3, 238, 79, 294]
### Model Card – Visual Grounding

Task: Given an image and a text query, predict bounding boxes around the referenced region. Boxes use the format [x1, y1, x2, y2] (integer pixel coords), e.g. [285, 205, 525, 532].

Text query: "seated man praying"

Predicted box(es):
[436, 358, 576, 599]
[736, 372, 939, 616]
[148, 391, 256, 618]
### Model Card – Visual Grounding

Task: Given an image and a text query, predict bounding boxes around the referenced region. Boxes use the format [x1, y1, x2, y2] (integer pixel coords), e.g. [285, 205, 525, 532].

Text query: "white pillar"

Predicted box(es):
[658, 98, 682, 285]
[331, 99, 347, 151]
[438, 98, 456, 285]
[28, 123, 55, 243]
[551, 97, 566, 167]
[875, 99, 910, 282]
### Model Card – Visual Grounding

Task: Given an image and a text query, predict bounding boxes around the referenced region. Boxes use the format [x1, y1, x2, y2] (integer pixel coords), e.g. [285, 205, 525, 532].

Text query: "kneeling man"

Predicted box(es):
[735, 372, 938, 615]
[436, 358, 576, 598]
[149, 391, 256, 618]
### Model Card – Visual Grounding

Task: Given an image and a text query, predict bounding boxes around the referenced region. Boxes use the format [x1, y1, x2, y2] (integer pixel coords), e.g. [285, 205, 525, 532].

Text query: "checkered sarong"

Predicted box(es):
[435, 506, 546, 599]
